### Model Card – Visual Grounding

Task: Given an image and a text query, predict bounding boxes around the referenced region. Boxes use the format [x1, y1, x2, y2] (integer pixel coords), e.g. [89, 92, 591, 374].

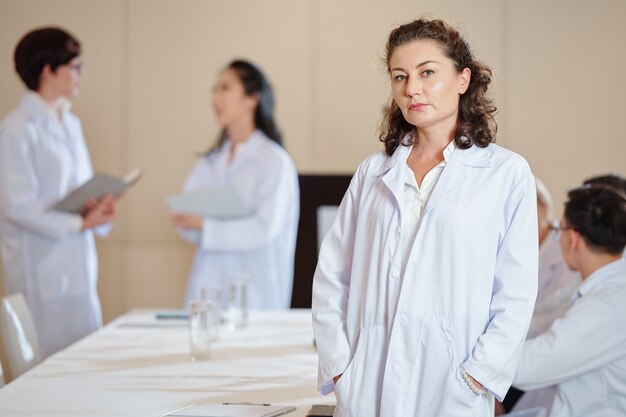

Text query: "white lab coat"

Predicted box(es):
[312, 140, 538, 417]
[0, 92, 108, 358]
[179, 130, 299, 309]
[513, 258, 626, 417]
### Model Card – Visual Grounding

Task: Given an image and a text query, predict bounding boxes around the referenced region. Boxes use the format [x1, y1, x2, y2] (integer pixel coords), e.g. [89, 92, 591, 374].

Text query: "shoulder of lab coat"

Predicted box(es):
[196, 134, 298, 251]
[0, 102, 83, 239]
[312, 149, 387, 394]
[514, 260, 626, 390]
[459, 143, 540, 400]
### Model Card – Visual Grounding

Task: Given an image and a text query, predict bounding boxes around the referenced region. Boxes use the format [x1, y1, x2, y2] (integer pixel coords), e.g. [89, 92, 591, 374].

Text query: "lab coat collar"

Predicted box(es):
[374, 134, 492, 212]
[225, 129, 264, 162]
[373, 133, 414, 178]
[374, 135, 492, 178]
[577, 257, 626, 298]
[19, 90, 71, 123]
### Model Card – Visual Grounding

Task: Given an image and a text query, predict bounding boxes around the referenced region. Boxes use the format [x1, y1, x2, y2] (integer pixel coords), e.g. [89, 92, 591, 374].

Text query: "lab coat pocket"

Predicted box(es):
[334, 325, 384, 417]
[411, 315, 483, 416]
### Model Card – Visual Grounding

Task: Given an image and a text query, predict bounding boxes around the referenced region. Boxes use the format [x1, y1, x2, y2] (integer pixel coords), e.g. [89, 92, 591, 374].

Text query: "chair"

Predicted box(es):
[0, 293, 42, 380]
[0, 357, 5, 387]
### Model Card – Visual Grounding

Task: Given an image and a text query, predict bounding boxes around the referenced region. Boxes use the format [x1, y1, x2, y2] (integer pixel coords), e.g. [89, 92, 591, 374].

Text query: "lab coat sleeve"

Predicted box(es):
[514, 294, 625, 390]
[198, 157, 297, 251]
[311, 160, 365, 394]
[0, 121, 83, 239]
[461, 169, 539, 401]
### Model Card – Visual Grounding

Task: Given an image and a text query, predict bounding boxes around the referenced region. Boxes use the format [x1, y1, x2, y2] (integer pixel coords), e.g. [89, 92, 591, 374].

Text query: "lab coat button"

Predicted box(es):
[391, 270, 399, 278]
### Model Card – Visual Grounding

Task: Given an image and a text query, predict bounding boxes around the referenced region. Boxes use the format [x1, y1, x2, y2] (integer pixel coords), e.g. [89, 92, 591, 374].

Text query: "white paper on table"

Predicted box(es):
[167, 186, 249, 219]
[50, 169, 142, 214]
[165, 403, 296, 417]
[501, 407, 547, 417]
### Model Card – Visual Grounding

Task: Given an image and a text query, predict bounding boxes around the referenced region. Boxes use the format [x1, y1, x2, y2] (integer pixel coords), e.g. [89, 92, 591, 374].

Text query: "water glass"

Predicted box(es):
[225, 276, 249, 331]
[189, 299, 212, 361]
[199, 285, 222, 341]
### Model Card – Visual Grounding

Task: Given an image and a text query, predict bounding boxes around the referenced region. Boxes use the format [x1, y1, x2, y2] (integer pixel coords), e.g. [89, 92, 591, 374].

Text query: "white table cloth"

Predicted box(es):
[0, 309, 330, 416]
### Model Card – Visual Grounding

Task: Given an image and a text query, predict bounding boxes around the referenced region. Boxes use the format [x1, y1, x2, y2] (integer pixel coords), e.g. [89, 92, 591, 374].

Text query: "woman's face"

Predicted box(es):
[43, 56, 82, 98]
[211, 68, 257, 129]
[389, 39, 470, 132]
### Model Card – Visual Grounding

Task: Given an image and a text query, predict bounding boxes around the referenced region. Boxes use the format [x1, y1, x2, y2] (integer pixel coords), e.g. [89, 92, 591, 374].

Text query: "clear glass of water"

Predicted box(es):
[225, 275, 249, 331]
[189, 299, 212, 361]
[199, 285, 222, 341]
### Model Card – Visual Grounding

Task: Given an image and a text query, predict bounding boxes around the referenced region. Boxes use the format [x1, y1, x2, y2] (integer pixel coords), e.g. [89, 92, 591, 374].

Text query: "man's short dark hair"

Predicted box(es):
[14, 27, 81, 91]
[564, 185, 626, 255]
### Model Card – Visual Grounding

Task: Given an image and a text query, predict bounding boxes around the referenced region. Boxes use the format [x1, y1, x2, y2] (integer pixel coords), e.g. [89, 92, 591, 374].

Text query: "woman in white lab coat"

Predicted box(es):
[0, 28, 118, 358]
[312, 18, 538, 417]
[171, 60, 299, 309]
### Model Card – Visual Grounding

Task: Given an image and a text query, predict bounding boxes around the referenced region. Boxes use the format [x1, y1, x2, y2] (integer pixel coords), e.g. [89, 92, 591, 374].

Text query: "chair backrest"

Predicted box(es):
[0, 293, 42, 379]
[0, 357, 5, 388]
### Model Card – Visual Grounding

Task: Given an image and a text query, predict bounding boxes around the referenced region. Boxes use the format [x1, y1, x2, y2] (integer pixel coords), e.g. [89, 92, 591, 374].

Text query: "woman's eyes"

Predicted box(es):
[393, 69, 435, 82]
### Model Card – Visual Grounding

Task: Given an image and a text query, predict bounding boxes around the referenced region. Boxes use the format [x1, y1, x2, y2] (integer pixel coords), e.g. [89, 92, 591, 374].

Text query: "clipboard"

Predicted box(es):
[50, 168, 142, 214]
[167, 185, 249, 219]
[164, 403, 296, 417]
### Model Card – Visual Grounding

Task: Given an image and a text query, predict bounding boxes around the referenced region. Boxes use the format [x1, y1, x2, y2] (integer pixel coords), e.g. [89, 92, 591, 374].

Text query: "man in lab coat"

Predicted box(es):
[0, 28, 118, 358]
[513, 184, 626, 417]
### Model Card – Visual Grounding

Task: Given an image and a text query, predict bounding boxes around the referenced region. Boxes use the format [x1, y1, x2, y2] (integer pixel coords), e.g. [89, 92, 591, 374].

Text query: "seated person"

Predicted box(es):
[512, 184, 626, 417]
[528, 178, 581, 338]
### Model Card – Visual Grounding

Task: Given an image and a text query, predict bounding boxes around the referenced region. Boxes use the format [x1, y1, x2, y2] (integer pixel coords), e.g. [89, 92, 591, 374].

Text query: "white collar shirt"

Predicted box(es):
[400, 139, 456, 274]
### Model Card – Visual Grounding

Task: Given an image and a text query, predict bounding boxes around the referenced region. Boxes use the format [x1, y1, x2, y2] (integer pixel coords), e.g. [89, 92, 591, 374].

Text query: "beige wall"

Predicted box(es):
[1, 0, 625, 322]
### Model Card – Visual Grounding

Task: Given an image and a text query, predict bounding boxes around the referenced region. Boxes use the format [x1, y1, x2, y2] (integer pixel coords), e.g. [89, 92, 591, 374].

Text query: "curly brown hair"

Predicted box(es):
[379, 18, 497, 156]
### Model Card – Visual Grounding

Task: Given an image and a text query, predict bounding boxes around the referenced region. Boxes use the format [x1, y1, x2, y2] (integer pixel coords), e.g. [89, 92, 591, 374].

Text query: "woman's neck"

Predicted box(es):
[226, 120, 255, 147]
[414, 123, 456, 158]
[225, 119, 255, 162]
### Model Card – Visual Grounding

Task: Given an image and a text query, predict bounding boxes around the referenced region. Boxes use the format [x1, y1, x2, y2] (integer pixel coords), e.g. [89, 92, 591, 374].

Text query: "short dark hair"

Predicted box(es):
[583, 173, 626, 194]
[379, 18, 497, 156]
[14, 27, 81, 91]
[564, 185, 626, 255]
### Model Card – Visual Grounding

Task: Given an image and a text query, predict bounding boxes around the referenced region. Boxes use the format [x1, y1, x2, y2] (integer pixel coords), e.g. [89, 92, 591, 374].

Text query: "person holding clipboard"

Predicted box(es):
[0, 27, 122, 357]
[170, 60, 299, 310]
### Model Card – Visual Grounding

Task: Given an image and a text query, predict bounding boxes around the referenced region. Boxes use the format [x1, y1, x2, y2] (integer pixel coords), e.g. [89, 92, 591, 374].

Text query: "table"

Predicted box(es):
[0, 309, 332, 416]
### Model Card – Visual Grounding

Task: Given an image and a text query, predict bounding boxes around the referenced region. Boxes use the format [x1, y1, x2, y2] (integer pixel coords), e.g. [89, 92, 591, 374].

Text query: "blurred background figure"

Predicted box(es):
[512, 184, 626, 417]
[0, 27, 118, 358]
[171, 60, 299, 310]
[529, 178, 581, 338]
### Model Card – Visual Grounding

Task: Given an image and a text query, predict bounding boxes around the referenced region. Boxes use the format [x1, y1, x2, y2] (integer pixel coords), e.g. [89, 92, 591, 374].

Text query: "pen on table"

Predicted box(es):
[223, 402, 272, 406]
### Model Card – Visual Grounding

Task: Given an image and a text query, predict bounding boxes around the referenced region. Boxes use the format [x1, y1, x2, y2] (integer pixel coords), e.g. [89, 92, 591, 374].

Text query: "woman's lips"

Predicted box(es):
[409, 103, 427, 111]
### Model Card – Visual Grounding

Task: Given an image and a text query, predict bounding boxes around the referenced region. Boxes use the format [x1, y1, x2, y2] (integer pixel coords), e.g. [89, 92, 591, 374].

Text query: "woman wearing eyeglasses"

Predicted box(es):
[0, 27, 117, 358]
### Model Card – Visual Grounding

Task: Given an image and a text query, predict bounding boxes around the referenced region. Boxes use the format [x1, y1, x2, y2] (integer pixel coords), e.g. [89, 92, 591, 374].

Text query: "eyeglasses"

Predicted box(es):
[550, 222, 575, 241]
